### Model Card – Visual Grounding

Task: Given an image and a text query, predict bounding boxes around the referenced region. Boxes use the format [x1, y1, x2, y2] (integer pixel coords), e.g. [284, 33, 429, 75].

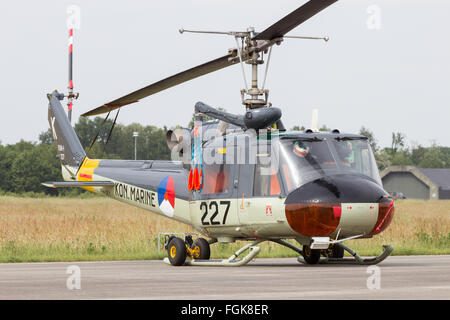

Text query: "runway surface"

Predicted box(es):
[0, 255, 449, 299]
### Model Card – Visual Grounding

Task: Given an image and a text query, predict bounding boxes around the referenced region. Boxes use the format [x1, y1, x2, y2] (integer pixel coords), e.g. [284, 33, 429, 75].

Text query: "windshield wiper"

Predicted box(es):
[281, 136, 324, 142]
[334, 136, 367, 141]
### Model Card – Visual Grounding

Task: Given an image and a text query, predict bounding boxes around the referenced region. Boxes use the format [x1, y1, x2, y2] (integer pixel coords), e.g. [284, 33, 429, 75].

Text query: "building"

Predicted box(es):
[380, 166, 450, 200]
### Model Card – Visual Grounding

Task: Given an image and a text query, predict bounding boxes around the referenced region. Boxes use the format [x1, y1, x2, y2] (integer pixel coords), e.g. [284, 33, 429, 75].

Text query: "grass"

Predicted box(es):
[347, 199, 450, 256]
[0, 196, 449, 262]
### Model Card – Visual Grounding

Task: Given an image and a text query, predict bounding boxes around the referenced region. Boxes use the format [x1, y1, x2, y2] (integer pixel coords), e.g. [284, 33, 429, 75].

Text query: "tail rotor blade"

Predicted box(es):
[68, 28, 74, 123]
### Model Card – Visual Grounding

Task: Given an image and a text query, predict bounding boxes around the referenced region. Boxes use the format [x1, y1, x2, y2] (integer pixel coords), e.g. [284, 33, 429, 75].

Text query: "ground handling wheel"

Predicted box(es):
[166, 237, 187, 266]
[324, 243, 345, 259]
[302, 245, 321, 264]
[190, 238, 211, 260]
[331, 244, 344, 258]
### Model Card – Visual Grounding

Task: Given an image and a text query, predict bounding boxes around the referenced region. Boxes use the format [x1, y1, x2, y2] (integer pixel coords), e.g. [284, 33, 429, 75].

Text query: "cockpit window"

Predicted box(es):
[279, 137, 381, 192]
[292, 140, 337, 168]
[331, 139, 380, 181]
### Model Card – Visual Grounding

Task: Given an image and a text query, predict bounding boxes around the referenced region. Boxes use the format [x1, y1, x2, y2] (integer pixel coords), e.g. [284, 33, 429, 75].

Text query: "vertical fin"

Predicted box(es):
[48, 91, 86, 170]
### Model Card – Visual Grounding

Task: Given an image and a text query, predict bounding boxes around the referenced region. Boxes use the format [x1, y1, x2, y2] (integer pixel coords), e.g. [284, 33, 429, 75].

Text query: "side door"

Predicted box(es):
[189, 162, 240, 229]
[238, 155, 285, 225]
[236, 163, 253, 225]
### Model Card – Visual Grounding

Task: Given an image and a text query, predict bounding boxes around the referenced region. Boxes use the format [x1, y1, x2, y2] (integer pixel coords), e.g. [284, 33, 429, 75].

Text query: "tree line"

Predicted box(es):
[0, 118, 449, 195]
[359, 127, 450, 171]
[1, 117, 171, 196]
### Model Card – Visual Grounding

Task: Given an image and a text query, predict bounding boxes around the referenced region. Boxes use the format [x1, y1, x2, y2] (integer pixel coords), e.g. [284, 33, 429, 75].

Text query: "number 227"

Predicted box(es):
[200, 200, 230, 225]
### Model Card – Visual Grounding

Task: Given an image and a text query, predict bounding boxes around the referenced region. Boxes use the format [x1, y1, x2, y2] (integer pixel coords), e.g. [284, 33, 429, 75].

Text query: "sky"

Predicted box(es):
[0, 0, 449, 149]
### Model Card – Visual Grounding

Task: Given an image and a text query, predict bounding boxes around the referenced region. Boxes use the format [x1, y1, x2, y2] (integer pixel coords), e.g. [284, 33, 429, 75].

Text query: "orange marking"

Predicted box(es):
[285, 203, 341, 237]
[193, 124, 199, 137]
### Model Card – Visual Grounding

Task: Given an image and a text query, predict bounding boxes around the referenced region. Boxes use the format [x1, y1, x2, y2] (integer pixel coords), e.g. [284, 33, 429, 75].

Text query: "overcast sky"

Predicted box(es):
[0, 0, 449, 149]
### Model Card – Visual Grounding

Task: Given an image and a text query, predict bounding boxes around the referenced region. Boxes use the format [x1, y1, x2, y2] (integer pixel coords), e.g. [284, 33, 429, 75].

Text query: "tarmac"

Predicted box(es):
[0, 255, 449, 299]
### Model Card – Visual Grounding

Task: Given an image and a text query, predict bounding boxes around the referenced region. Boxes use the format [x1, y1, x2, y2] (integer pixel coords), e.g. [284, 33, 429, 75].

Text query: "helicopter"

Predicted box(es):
[44, 0, 395, 267]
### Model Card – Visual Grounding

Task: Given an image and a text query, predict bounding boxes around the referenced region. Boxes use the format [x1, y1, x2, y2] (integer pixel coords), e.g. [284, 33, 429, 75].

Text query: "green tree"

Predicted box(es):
[290, 125, 306, 131]
[374, 149, 392, 171]
[39, 129, 54, 145]
[390, 132, 406, 157]
[74, 116, 116, 151]
[418, 145, 447, 168]
[390, 150, 413, 166]
[411, 144, 426, 166]
[9, 143, 60, 194]
[359, 126, 379, 152]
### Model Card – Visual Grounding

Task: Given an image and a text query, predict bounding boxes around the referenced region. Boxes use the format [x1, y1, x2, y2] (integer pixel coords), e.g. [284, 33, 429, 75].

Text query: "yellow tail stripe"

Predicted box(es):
[77, 158, 100, 192]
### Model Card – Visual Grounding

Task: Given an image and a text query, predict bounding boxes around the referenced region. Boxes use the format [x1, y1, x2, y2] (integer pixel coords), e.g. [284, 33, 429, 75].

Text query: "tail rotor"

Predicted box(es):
[66, 9, 80, 124]
[68, 28, 73, 122]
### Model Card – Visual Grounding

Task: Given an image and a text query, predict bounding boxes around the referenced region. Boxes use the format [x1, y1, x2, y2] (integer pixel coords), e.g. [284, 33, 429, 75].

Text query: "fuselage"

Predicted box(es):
[69, 127, 394, 245]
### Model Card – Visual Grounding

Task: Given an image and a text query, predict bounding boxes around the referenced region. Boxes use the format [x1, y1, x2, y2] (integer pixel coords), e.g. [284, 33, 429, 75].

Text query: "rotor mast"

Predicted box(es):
[180, 26, 328, 110]
[179, 27, 268, 109]
[241, 27, 269, 109]
[180, 27, 272, 110]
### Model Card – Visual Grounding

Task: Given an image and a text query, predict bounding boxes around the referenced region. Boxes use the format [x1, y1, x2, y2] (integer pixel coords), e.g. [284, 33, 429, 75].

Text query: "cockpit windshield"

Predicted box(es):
[279, 137, 381, 193]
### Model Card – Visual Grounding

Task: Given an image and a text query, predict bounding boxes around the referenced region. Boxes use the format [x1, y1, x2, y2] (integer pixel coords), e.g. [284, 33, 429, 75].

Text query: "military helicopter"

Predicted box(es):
[44, 0, 395, 266]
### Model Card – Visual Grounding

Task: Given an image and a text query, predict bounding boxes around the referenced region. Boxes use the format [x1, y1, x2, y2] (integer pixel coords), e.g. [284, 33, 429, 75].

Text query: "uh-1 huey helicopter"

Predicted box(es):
[44, 0, 395, 266]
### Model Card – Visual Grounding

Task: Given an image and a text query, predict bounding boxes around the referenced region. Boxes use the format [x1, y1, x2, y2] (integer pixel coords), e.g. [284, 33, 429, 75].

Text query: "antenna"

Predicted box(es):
[311, 109, 319, 132]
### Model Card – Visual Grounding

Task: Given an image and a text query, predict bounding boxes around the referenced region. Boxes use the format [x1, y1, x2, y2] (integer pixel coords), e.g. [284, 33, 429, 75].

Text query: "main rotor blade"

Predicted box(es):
[82, 51, 239, 117]
[253, 0, 337, 41]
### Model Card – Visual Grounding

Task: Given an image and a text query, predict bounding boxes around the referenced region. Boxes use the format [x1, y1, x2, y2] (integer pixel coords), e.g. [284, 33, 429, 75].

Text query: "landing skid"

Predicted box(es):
[163, 240, 262, 267]
[297, 243, 394, 265]
[162, 236, 393, 267]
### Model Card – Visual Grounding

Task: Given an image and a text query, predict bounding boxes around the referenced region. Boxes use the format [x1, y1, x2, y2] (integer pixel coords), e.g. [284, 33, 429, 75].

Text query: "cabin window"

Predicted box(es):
[201, 164, 231, 195]
[253, 161, 282, 197]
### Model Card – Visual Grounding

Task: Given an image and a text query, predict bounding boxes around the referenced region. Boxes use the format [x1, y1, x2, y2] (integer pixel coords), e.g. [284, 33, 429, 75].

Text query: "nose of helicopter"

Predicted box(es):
[284, 174, 394, 238]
